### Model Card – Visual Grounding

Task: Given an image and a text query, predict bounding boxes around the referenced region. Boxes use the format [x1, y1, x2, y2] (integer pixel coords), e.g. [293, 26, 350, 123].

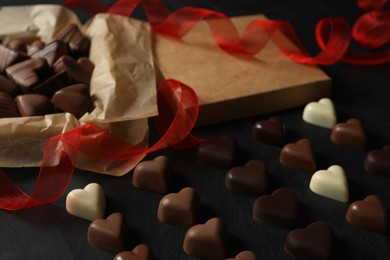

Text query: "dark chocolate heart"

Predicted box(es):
[53, 55, 94, 84]
[51, 84, 90, 118]
[183, 218, 227, 260]
[0, 92, 20, 118]
[252, 188, 297, 228]
[88, 212, 129, 252]
[252, 116, 285, 147]
[0, 75, 19, 97]
[331, 118, 366, 150]
[226, 251, 257, 260]
[346, 195, 388, 234]
[197, 135, 238, 168]
[14, 94, 54, 116]
[225, 160, 268, 196]
[157, 187, 200, 228]
[279, 138, 316, 173]
[284, 221, 333, 260]
[31, 40, 69, 66]
[114, 244, 154, 260]
[132, 156, 173, 194]
[364, 145, 390, 177]
[0, 44, 29, 73]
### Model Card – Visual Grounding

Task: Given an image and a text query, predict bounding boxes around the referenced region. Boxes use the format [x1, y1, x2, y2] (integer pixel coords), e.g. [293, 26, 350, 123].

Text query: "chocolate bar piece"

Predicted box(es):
[30, 40, 69, 66]
[14, 94, 54, 116]
[54, 24, 90, 58]
[0, 45, 29, 73]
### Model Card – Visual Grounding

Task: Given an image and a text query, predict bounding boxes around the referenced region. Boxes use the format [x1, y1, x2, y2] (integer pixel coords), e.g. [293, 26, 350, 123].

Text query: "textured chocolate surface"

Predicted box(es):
[0, 75, 19, 97]
[225, 160, 268, 196]
[14, 94, 54, 116]
[183, 218, 227, 260]
[197, 135, 238, 168]
[114, 244, 154, 260]
[252, 188, 298, 228]
[346, 195, 388, 234]
[5, 57, 50, 91]
[0, 92, 20, 118]
[280, 138, 316, 173]
[54, 23, 91, 57]
[331, 118, 366, 150]
[132, 156, 173, 194]
[88, 213, 130, 253]
[284, 221, 333, 260]
[30, 40, 69, 66]
[252, 116, 285, 146]
[0, 44, 29, 73]
[364, 145, 390, 176]
[157, 187, 200, 228]
[28, 40, 45, 55]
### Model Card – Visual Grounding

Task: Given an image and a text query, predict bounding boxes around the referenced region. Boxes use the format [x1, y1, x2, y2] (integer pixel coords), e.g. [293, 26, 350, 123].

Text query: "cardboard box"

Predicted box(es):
[153, 15, 331, 125]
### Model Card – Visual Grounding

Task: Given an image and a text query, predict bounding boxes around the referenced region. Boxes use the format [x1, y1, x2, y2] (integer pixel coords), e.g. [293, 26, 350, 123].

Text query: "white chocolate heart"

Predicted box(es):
[302, 98, 336, 128]
[309, 165, 349, 202]
[66, 183, 106, 221]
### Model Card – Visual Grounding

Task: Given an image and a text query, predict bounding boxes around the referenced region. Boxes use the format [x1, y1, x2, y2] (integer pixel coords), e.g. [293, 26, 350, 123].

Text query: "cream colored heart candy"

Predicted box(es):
[302, 98, 336, 128]
[309, 165, 349, 202]
[66, 183, 106, 221]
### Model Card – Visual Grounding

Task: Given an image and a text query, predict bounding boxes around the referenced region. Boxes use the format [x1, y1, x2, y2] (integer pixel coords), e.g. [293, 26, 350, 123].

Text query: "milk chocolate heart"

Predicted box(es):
[51, 84, 90, 118]
[0, 92, 20, 118]
[15, 94, 54, 116]
[364, 145, 390, 177]
[346, 195, 388, 234]
[331, 118, 366, 150]
[280, 138, 316, 173]
[284, 221, 333, 260]
[252, 116, 285, 147]
[252, 188, 298, 228]
[88, 212, 129, 252]
[225, 160, 268, 196]
[66, 183, 106, 221]
[157, 187, 200, 228]
[226, 251, 257, 260]
[53, 55, 94, 84]
[114, 244, 154, 260]
[309, 165, 349, 202]
[302, 98, 337, 129]
[197, 135, 238, 168]
[183, 218, 227, 260]
[132, 156, 173, 194]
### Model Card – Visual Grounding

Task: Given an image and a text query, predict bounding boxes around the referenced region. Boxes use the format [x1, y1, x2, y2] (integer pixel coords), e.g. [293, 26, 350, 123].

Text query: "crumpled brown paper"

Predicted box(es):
[0, 5, 157, 175]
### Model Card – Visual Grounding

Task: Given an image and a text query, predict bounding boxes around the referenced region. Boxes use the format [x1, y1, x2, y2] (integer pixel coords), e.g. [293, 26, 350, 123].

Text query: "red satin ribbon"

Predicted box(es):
[0, 80, 203, 210]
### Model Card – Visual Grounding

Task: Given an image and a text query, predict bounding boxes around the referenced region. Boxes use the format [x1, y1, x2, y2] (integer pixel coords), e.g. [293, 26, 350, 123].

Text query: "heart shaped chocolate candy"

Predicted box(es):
[310, 165, 349, 202]
[32, 71, 71, 97]
[157, 187, 200, 228]
[183, 218, 227, 260]
[66, 183, 106, 221]
[346, 195, 388, 234]
[15, 94, 54, 116]
[252, 188, 298, 228]
[51, 84, 90, 118]
[280, 138, 316, 173]
[132, 156, 173, 194]
[364, 145, 390, 177]
[197, 135, 238, 168]
[252, 116, 285, 146]
[226, 251, 257, 260]
[302, 98, 337, 129]
[54, 24, 91, 58]
[88, 212, 130, 252]
[31, 40, 69, 66]
[53, 55, 94, 84]
[331, 118, 366, 150]
[6, 58, 50, 91]
[284, 221, 333, 260]
[0, 92, 20, 118]
[225, 160, 268, 196]
[114, 244, 154, 260]
[0, 44, 29, 73]
[0, 75, 19, 97]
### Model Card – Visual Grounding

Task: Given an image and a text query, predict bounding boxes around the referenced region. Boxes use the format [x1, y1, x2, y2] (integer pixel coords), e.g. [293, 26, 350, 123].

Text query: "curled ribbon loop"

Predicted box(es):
[0, 80, 203, 210]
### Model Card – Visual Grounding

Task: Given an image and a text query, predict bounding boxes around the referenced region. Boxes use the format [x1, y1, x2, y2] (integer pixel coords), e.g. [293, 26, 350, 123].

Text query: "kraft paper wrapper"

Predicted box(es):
[154, 14, 331, 126]
[0, 5, 157, 175]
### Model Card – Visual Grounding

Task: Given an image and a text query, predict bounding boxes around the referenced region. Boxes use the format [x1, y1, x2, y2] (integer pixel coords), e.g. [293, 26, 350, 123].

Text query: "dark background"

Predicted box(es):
[1, 0, 390, 259]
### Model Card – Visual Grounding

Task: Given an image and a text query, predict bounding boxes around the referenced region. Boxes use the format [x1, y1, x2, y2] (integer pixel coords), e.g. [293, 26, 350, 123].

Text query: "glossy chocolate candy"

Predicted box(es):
[0, 44, 29, 73]
[364, 145, 390, 177]
[14, 94, 54, 116]
[197, 135, 238, 168]
[331, 118, 366, 150]
[6, 39, 27, 53]
[226, 251, 257, 260]
[5, 58, 51, 91]
[0, 75, 19, 97]
[30, 40, 69, 66]
[32, 71, 71, 97]
[280, 138, 316, 173]
[252, 116, 285, 147]
[51, 84, 90, 118]
[54, 24, 91, 58]
[0, 92, 20, 118]
[114, 244, 154, 260]
[53, 55, 94, 84]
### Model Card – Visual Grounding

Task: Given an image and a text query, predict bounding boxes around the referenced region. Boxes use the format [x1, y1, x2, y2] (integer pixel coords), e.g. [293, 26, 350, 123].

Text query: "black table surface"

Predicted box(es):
[1, 0, 390, 259]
